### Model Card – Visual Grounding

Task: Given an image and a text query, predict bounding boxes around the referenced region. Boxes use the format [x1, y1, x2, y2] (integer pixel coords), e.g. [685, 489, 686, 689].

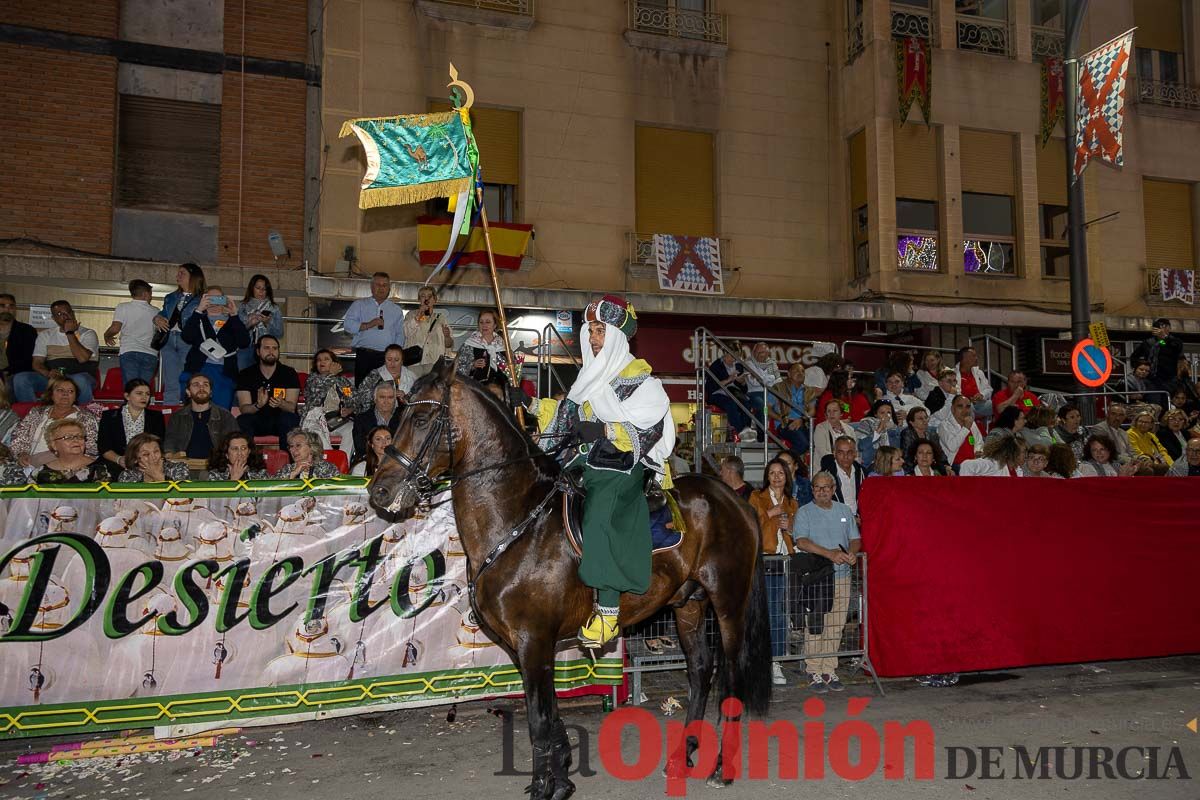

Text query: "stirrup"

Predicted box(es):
[578, 612, 619, 649]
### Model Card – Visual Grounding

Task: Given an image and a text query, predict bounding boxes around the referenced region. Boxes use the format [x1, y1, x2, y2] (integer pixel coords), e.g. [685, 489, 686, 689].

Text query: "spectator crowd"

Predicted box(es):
[0, 265, 500, 485]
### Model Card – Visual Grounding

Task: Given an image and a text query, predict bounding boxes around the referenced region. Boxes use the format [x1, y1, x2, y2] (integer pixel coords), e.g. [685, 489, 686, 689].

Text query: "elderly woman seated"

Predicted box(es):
[1077, 433, 1137, 477]
[273, 428, 341, 479]
[10, 374, 99, 469]
[868, 445, 906, 477]
[206, 431, 269, 481]
[1127, 410, 1172, 475]
[1157, 409, 1191, 463]
[854, 400, 901, 467]
[812, 398, 861, 466]
[31, 418, 108, 484]
[960, 434, 1027, 476]
[905, 438, 950, 476]
[117, 433, 190, 483]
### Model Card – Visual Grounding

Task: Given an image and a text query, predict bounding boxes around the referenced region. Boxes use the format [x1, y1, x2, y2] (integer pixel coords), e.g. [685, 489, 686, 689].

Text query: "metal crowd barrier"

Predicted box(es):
[620, 552, 882, 701]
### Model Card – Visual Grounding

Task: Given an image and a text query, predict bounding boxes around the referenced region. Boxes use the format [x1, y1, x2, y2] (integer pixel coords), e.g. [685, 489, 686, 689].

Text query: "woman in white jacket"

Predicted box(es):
[812, 398, 861, 466]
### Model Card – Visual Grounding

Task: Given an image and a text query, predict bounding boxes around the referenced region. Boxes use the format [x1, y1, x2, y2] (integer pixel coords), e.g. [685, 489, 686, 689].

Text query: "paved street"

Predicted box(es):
[2, 655, 1198, 799]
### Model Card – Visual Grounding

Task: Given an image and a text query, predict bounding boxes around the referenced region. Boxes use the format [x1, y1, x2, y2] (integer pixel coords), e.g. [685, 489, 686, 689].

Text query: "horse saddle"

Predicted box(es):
[561, 472, 686, 558]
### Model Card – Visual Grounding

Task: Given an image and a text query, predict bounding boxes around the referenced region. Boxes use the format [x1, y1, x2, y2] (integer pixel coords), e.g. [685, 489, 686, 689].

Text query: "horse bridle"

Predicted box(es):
[379, 380, 454, 507]
[378, 376, 568, 596]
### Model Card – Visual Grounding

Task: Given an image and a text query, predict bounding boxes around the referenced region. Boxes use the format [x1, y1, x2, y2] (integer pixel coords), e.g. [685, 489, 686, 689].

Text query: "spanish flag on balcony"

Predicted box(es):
[416, 215, 534, 271]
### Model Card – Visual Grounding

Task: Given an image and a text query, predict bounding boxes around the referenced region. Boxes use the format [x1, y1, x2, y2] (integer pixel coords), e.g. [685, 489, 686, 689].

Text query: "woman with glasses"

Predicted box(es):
[10, 374, 99, 469]
[32, 419, 107, 484]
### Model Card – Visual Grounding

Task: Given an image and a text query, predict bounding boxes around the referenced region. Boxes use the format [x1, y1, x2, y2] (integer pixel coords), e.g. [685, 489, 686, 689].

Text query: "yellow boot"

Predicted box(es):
[578, 608, 619, 649]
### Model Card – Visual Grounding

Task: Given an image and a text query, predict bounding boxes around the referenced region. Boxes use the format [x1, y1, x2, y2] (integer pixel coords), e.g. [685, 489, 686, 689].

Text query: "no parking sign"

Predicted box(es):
[1071, 338, 1112, 387]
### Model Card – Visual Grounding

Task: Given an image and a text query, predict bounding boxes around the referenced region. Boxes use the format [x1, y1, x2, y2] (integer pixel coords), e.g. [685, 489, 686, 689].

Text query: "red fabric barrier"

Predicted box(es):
[860, 477, 1200, 677]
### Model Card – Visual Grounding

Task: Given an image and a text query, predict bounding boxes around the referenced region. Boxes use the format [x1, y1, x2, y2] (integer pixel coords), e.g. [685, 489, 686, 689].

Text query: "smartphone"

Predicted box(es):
[211, 295, 227, 306]
[473, 347, 488, 362]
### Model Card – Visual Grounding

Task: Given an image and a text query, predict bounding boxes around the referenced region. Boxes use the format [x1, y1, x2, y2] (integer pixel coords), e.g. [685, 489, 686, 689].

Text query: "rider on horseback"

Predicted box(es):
[540, 295, 674, 648]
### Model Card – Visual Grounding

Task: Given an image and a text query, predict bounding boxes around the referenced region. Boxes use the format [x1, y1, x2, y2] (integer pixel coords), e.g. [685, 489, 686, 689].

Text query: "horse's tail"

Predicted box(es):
[723, 553, 772, 717]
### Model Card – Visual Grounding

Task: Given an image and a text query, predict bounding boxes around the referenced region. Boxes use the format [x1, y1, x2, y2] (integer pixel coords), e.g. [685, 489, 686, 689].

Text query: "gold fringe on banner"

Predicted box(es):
[357, 177, 473, 210]
[337, 110, 463, 140]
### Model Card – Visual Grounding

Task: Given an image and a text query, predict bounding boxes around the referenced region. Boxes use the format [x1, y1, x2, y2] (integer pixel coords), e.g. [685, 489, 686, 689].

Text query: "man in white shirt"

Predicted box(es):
[342, 272, 406, 384]
[953, 346, 993, 424]
[880, 371, 926, 421]
[938, 395, 985, 469]
[13, 301, 100, 402]
[105, 279, 161, 386]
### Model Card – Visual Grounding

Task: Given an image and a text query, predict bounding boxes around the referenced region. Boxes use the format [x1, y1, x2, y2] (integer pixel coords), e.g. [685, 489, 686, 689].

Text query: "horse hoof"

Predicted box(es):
[706, 775, 732, 789]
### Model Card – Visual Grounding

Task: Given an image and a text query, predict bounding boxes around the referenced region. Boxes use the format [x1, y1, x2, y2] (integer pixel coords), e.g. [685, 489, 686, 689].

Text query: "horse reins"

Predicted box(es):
[378, 378, 572, 597]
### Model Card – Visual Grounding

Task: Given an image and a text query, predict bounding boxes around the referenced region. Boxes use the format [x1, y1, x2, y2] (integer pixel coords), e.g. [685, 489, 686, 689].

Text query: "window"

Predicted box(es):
[956, 0, 1007, 20]
[960, 130, 1016, 274]
[637, 0, 717, 41]
[1030, 0, 1064, 27]
[116, 95, 220, 213]
[897, 200, 939, 271]
[894, 122, 939, 271]
[635, 126, 715, 237]
[1039, 205, 1070, 277]
[849, 130, 868, 278]
[429, 102, 521, 223]
[1143, 179, 1195, 269]
[962, 193, 1016, 274]
[1037, 139, 1069, 277]
[1137, 48, 1182, 85]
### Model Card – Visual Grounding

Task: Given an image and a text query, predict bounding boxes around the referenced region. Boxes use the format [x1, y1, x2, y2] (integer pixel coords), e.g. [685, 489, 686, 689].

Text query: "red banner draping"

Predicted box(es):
[860, 477, 1200, 677]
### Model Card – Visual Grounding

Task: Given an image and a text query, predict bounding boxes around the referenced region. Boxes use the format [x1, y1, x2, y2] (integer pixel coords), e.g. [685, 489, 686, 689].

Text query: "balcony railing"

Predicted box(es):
[628, 1, 727, 44]
[1030, 24, 1064, 59]
[1138, 79, 1200, 111]
[624, 231, 733, 280]
[956, 14, 1011, 57]
[427, 0, 533, 14]
[891, 2, 933, 39]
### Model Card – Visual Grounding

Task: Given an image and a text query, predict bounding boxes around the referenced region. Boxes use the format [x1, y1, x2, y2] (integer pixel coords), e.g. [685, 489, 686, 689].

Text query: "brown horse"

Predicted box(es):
[368, 360, 770, 798]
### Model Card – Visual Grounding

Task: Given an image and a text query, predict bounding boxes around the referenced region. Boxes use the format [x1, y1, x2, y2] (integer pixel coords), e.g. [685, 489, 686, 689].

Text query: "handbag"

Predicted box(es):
[152, 296, 185, 351]
[402, 346, 423, 366]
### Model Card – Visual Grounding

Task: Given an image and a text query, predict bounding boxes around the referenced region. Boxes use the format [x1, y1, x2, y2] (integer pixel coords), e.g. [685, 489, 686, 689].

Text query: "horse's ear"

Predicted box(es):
[434, 356, 456, 383]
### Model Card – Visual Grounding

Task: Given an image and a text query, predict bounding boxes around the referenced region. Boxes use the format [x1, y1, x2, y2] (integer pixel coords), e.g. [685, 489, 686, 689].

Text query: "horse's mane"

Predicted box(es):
[411, 369, 561, 483]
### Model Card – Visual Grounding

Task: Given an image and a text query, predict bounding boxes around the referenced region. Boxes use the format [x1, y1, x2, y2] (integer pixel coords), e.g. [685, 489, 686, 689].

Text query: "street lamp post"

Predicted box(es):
[1064, 0, 1092, 345]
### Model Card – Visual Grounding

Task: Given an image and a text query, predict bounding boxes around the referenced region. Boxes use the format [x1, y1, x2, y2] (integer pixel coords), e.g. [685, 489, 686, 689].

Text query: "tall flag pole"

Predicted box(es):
[1063, 0, 1093, 347]
[339, 64, 525, 413]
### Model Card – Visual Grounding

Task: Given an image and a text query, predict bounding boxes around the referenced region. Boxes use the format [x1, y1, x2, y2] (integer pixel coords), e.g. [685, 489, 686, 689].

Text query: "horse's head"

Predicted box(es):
[368, 359, 457, 522]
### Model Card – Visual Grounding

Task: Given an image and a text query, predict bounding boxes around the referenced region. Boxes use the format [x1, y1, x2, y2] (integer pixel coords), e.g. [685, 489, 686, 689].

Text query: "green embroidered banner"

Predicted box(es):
[339, 109, 479, 209]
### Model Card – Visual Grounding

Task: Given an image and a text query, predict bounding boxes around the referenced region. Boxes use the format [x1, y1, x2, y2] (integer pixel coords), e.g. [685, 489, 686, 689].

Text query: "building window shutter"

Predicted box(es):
[429, 102, 521, 186]
[1143, 179, 1194, 268]
[959, 130, 1015, 196]
[117, 95, 220, 214]
[893, 122, 938, 202]
[1134, 0, 1183, 53]
[635, 126, 715, 236]
[1036, 140, 1068, 206]
[849, 129, 867, 210]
